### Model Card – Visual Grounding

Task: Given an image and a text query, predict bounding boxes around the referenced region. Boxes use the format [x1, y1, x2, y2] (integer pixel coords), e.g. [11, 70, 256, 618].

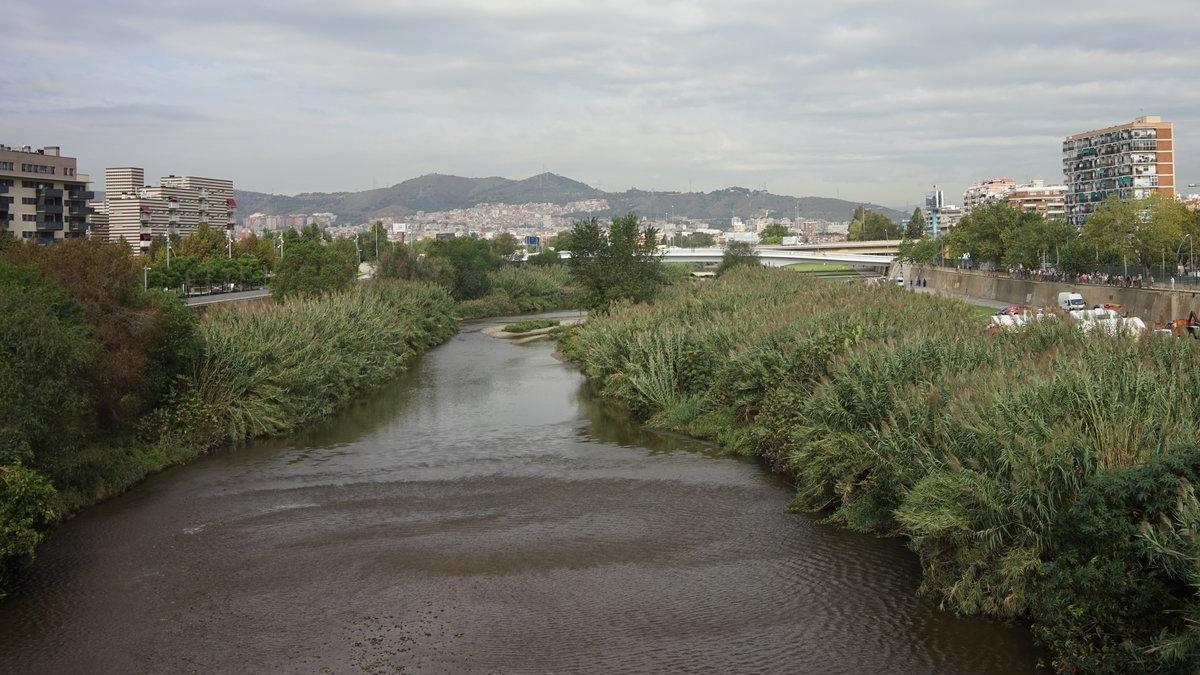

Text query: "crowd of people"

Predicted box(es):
[1007, 266, 1147, 288]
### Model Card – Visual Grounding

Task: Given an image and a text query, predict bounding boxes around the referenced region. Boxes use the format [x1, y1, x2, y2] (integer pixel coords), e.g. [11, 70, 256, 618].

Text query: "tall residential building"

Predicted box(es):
[102, 168, 236, 251]
[1063, 115, 1176, 226]
[0, 145, 94, 242]
[962, 177, 1017, 214]
[1007, 180, 1067, 219]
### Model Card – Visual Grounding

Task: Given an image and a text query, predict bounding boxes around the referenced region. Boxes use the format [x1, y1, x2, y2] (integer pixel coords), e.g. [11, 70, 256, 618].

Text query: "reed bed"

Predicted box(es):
[567, 265, 1200, 672]
[179, 281, 456, 444]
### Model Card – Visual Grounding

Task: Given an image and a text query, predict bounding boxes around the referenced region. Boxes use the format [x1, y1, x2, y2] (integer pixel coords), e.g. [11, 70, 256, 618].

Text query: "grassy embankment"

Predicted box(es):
[562, 265, 1200, 673]
[2, 254, 456, 593]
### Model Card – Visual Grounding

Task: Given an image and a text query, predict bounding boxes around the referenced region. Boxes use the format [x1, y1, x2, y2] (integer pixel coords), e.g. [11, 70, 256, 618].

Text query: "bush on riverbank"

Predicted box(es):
[502, 319, 559, 333]
[0, 240, 458, 596]
[566, 265, 1200, 672]
[456, 265, 581, 319]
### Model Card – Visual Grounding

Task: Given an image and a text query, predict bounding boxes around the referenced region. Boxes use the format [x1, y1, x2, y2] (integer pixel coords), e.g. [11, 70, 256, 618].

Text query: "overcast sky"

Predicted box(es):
[6, 0, 1199, 209]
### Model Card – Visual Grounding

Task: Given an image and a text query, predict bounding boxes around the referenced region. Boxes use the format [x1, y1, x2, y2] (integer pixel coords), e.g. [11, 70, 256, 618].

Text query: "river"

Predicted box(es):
[0, 312, 1041, 673]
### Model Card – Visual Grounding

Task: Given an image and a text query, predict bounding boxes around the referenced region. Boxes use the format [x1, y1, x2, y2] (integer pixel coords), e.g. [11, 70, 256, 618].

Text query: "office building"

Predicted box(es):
[1063, 115, 1175, 226]
[102, 167, 235, 251]
[0, 145, 94, 242]
[923, 188, 962, 236]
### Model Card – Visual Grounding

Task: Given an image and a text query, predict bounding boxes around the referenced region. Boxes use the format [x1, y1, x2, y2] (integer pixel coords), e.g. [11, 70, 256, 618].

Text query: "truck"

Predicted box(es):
[1057, 291, 1085, 312]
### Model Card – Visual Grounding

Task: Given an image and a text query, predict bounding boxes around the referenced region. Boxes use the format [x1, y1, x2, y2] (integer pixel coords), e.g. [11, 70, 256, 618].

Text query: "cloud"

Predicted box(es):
[6, 0, 1199, 206]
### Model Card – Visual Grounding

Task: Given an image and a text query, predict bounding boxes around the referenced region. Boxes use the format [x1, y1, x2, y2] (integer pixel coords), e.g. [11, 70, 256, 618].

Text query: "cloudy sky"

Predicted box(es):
[6, 0, 1199, 208]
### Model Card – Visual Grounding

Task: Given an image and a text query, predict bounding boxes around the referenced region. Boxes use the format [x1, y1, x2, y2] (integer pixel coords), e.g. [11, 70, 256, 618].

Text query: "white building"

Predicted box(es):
[101, 167, 235, 251]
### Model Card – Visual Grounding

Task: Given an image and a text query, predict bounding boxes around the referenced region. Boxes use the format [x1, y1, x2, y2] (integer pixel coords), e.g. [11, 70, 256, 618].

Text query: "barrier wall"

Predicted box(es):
[897, 263, 1200, 322]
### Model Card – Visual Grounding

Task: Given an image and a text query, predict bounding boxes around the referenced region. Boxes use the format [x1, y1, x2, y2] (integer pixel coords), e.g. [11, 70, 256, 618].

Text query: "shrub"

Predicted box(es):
[565, 265, 1200, 671]
[0, 263, 95, 469]
[502, 319, 559, 333]
[0, 464, 58, 598]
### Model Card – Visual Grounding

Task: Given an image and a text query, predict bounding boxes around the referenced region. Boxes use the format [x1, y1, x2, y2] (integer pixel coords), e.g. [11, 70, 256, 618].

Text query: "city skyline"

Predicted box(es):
[6, 1, 1199, 207]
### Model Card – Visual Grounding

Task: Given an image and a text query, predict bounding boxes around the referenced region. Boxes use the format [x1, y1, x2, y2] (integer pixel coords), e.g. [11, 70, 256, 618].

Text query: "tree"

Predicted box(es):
[233, 232, 278, 272]
[759, 222, 792, 245]
[490, 232, 520, 259]
[427, 236, 502, 300]
[175, 223, 229, 260]
[567, 213, 664, 310]
[944, 202, 1025, 265]
[1082, 195, 1190, 271]
[670, 231, 715, 248]
[355, 221, 391, 263]
[898, 237, 941, 264]
[716, 241, 758, 275]
[848, 206, 902, 241]
[3, 238, 199, 426]
[269, 236, 357, 300]
[906, 208, 926, 239]
[1001, 214, 1074, 269]
[0, 263, 95, 467]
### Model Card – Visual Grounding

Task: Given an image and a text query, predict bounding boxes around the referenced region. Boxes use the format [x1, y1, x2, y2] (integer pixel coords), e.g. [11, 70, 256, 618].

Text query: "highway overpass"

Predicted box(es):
[660, 247, 895, 268]
[770, 239, 902, 255]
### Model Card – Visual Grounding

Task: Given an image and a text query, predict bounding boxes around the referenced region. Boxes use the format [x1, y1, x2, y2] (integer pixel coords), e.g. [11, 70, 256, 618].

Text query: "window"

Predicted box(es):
[0, 162, 12, 171]
[21, 197, 36, 205]
[22, 214, 35, 222]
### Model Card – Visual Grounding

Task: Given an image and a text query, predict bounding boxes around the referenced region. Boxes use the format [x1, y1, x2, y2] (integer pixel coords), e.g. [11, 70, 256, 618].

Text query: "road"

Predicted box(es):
[902, 283, 1010, 310]
[183, 288, 270, 306]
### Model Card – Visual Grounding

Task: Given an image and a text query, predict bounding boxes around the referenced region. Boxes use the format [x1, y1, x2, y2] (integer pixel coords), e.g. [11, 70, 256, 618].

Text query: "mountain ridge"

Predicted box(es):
[234, 172, 906, 226]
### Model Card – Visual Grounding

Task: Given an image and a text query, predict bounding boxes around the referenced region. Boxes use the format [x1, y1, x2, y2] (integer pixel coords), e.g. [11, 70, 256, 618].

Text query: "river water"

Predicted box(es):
[0, 313, 1041, 673]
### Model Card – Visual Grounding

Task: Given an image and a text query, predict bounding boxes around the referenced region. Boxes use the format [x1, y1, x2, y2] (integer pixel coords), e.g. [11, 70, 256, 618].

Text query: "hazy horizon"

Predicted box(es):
[7, 0, 1199, 209]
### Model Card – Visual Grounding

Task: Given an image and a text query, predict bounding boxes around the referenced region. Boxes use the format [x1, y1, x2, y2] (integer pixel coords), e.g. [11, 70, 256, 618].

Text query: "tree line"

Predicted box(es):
[899, 195, 1200, 276]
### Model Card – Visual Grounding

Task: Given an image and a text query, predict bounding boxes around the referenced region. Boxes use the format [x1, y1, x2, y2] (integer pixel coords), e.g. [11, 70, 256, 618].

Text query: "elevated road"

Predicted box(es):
[770, 239, 902, 255]
[184, 288, 270, 307]
[660, 247, 895, 268]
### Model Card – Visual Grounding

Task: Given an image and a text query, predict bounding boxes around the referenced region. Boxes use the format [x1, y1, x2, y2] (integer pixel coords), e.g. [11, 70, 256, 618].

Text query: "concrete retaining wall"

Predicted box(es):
[897, 262, 1200, 322]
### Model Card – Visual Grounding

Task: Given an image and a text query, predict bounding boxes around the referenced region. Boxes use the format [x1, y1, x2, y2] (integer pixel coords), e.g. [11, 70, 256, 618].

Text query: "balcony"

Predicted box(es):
[39, 203, 64, 215]
[35, 214, 64, 231]
[37, 187, 63, 199]
[0, 183, 8, 194]
[0, 196, 12, 206]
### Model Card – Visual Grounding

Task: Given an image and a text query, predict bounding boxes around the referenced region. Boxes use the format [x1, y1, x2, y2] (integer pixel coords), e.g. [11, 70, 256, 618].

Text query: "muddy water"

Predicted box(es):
[0, 312, 1041, 673]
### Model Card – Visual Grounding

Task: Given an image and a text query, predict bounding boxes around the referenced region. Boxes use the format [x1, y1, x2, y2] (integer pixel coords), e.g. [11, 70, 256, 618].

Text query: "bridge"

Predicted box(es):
[771, 239, 902, 255]
[659, 247, 895, 268]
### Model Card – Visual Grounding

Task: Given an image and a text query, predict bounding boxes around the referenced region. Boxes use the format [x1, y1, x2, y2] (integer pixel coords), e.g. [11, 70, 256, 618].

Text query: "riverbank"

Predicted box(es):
[1, 276, 457, 596]
[562, 265, 1200, 673]
[0, 310, 1040, 672]
[896, 262, 1200, 323]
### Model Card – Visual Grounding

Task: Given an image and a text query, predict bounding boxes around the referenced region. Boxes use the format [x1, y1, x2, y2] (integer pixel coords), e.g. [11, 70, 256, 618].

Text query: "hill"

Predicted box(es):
[234, 173, 904, 226]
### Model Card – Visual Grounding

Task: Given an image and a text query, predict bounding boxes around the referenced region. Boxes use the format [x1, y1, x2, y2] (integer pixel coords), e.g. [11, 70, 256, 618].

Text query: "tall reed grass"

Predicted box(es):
[567, 265, 1200, 672]
[180, 280, 456, 444]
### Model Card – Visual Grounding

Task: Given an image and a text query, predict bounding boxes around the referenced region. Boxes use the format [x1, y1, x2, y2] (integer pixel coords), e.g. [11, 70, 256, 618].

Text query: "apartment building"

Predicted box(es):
[0, 145, 94, 242]
[1007, 180, 1067, 219]
[1063, 115, 1176, 226]
[101, 167, 235, 251]
[962, 177, 1016, 214]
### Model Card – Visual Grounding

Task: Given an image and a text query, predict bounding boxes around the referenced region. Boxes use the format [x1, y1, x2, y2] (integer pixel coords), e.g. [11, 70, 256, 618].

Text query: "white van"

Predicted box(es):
[1057, 292, 1085, 312]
